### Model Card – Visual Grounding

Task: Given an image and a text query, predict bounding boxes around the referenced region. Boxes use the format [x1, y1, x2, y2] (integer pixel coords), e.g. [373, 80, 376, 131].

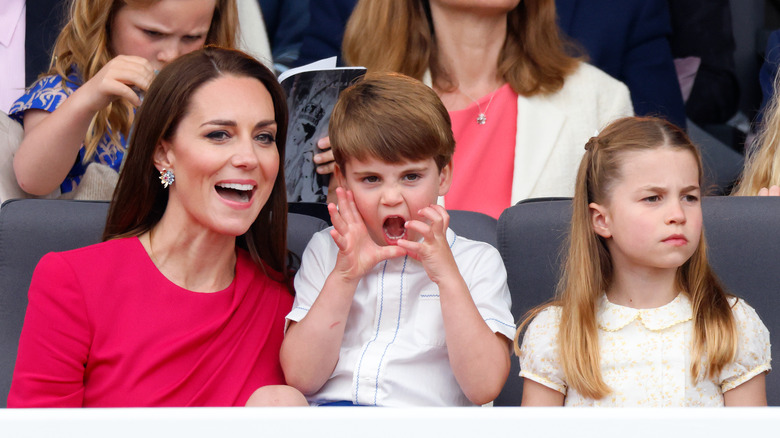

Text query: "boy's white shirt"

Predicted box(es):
[287, 227, 515, 406]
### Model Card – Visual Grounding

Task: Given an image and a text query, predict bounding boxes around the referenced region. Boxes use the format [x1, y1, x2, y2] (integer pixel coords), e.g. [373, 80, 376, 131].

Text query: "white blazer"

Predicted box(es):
[426, 62, 633, 205]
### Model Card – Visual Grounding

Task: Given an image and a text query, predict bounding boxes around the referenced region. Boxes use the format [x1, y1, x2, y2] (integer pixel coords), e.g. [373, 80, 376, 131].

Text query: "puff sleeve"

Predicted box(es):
[719, 299, 772, 392]
[518, 306, 567, 394]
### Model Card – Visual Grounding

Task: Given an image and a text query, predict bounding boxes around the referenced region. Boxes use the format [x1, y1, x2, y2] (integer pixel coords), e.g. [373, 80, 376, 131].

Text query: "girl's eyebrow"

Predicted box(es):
[637, 184, 700, 193]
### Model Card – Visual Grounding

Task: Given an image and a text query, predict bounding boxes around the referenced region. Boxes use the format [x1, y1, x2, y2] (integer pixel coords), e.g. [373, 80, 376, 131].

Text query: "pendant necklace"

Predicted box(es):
[460, 84, 501, 125]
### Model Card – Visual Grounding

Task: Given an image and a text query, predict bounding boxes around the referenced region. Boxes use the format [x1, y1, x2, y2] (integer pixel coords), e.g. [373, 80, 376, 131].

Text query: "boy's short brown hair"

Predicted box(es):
[329, 72, 455, 171]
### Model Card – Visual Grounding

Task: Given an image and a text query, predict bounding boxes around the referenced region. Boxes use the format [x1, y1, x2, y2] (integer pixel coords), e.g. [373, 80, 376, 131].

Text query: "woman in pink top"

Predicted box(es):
[338, 0, 632, 218]
[8, 47, 306, 407]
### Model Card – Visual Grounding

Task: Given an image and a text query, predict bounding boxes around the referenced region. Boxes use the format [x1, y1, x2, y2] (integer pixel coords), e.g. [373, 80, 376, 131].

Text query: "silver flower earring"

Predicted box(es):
[159, 168, 175, 188]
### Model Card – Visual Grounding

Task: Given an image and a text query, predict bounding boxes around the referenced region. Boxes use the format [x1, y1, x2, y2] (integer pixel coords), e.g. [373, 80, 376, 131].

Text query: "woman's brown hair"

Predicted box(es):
[514, 117, 737, 399]
[342, 0, 580, 97]
[48, 0, 238, 163]
[102, 47, 289, 281]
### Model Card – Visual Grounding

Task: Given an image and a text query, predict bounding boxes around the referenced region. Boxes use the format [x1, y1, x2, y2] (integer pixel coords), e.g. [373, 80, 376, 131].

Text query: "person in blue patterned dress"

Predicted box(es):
[9, 0, 238, 199]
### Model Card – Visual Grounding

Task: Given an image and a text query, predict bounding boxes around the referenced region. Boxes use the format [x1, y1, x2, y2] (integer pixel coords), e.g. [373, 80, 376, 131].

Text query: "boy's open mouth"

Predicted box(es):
[215, 183, 255, 203]
[383, 216, 407, 241]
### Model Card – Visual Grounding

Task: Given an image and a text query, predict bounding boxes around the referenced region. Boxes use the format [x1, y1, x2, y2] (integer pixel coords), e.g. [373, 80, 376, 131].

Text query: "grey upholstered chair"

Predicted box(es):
[0, 198, 327, 407]
[447, 209, 498, 249]
[494, 196, 780, 406]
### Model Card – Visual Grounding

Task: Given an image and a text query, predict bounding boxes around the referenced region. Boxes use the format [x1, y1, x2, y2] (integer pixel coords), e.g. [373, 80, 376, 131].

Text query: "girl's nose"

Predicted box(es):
[665, 200, 686, 224]
[157, 41, 183, 65]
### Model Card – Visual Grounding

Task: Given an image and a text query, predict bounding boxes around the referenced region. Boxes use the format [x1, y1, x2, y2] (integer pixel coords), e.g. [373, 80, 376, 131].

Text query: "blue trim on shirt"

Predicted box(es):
[354, 260, 389, 405]
[484, 318, 516, 329]
[373, 255, 407, 406]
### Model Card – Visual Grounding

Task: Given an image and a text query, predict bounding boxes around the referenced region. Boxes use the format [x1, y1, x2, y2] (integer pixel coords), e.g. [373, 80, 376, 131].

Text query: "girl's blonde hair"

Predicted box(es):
[514, 117, 737, 400]
[733, 69, 780, 195]
[342, 0, 580, 97]
[48, 0, 238, 162]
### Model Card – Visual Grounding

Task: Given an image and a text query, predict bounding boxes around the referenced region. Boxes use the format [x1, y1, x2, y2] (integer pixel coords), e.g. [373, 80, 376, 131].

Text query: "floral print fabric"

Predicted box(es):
[519, 293, 771, 406]
[9, 73, 126, 194]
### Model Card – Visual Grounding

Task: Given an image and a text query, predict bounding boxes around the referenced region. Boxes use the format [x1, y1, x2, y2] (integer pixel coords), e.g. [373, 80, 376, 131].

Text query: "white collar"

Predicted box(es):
[597, 292, 693, 332]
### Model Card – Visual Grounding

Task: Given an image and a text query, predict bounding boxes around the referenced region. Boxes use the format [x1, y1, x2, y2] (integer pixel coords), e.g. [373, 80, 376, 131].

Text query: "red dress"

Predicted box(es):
[8, 237, 293, 407]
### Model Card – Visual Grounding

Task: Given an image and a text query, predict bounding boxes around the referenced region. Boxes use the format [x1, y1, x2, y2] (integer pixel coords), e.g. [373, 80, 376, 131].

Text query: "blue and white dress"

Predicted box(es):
[9, 72, 127, 195]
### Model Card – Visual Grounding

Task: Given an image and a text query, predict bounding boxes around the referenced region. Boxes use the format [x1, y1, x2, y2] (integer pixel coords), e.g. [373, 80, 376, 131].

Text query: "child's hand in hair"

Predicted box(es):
[75, 55, 157, 112]
[397, 205, 459, 286]
[757, 185, 780, 196]
[328, 187, 406, 283]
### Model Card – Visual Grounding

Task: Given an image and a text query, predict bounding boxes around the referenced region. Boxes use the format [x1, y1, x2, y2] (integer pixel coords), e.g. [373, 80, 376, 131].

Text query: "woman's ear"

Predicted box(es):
[589, 202, 612, 238]
[153, 140, 173, 173]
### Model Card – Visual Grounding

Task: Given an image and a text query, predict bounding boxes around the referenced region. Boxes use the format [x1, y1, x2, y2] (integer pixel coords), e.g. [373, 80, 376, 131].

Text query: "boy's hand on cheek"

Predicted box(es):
[397, 205, 459, 285]
[328, 188, 406, 283]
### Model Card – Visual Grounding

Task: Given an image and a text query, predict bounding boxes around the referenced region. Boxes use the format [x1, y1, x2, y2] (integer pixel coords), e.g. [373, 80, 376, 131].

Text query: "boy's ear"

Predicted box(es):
[334, 163, 346, 188]
[154, 140, 174, 173]
[589, 202, 612, 238]
[437, 161, 453, 196]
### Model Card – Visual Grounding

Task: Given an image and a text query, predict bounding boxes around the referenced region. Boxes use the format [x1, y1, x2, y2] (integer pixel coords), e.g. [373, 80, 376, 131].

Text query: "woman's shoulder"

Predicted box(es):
[566, 63, 626, 89]
[551, 62, 633, 121]
[47, 237, 139, 262]
[554, 62, 631, 102]
[33, 238, 143, 287]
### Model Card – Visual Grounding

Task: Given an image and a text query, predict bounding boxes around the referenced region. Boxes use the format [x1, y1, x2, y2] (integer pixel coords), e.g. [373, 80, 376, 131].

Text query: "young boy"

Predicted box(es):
[280, 73, 515, 406]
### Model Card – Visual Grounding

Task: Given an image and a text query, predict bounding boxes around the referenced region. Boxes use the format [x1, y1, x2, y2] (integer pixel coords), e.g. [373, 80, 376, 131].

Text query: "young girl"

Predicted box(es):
[516, 116, 771, 407]
[9, 0, 237, 199]
[733, 67, 780, 196]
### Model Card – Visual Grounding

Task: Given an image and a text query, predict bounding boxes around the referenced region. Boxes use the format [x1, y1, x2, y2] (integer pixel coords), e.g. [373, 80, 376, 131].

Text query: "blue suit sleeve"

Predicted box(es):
[295, 0, 357, 67]
[620, 0, 686, 129]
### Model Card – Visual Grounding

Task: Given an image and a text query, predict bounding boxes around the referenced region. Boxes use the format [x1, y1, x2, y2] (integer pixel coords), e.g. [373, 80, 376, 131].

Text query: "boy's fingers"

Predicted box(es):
[403, 220, 432, 239]
[329, 229, 347, 251]
[417, 205, 448, 233]
[378, 245, 407, 261]
[395, 240, 420, 261]
[344, 190, 362, 223]
[328, 202, 348, 232]
[430, 204, 450, 230]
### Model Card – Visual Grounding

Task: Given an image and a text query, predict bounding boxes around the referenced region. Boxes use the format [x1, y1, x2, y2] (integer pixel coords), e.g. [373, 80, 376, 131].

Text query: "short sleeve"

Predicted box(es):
[459, 242, 515, 341]
[719, 299, 772, 392]
[518, 307, 567, 394]
[287, 229, 336, 326]
[7, 252, 91, 407]
[8, 74, 77, 124]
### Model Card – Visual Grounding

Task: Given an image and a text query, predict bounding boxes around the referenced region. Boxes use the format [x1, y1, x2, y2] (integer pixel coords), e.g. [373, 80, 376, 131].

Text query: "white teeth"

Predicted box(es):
[216, 183, 253, 191]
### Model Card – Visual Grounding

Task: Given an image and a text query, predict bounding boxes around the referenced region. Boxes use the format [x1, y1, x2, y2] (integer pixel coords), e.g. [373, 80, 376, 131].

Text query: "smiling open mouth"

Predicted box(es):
[215, 183, 254, 203]
[383, 216, 406, 241]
